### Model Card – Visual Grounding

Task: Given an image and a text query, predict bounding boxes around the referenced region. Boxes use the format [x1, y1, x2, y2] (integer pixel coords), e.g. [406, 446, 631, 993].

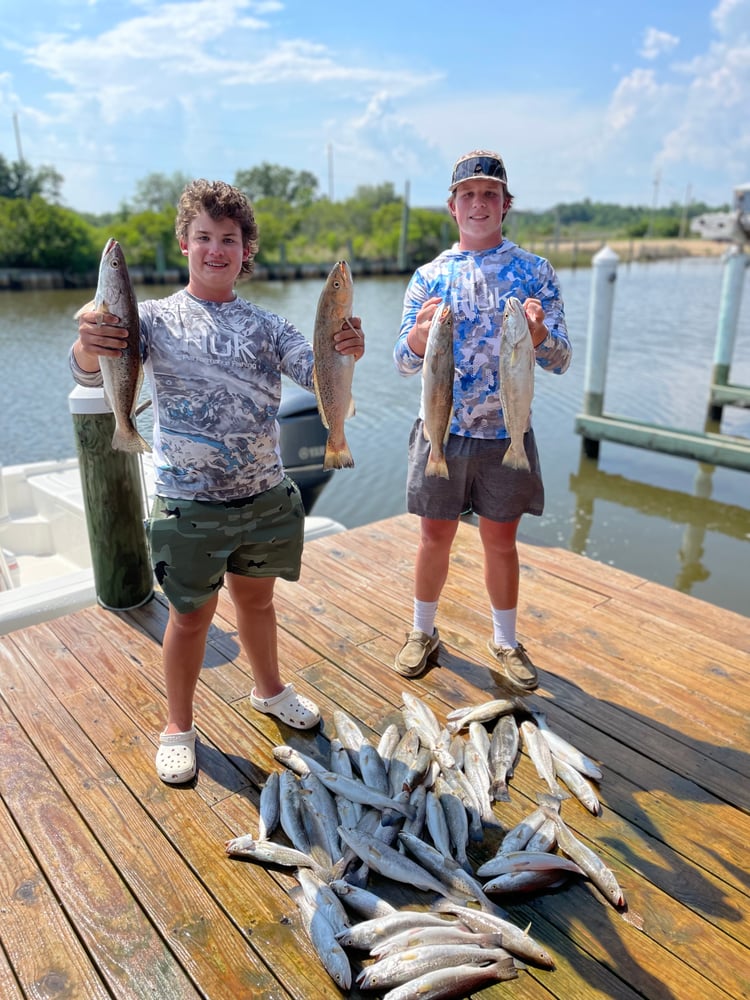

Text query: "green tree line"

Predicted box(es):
[0, 155, 727, 275]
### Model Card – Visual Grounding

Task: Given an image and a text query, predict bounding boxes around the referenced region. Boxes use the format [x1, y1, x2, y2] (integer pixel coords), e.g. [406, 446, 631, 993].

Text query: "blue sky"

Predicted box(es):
[1, 0, 748, 215]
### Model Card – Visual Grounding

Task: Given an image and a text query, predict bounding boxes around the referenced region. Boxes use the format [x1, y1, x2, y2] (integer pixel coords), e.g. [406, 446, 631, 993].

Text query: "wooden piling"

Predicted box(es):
[69, 388, 153, 611]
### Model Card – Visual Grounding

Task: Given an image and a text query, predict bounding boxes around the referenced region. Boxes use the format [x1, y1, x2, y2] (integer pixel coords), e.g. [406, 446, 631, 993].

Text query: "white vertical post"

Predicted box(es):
[713, 245, 747, 374]
[583, 245, 619, 412]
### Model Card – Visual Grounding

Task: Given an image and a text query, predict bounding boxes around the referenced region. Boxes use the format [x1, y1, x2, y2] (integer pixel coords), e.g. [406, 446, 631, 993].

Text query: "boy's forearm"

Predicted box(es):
[72, 339, 102, 373]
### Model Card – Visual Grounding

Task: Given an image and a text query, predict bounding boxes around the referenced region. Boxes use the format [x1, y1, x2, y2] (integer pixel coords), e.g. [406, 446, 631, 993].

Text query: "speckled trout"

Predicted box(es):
[422, 302, 454, 478]
[313, 260, 355, 469]
[76, 238, 149, 453]
[499, 296, 534, 470]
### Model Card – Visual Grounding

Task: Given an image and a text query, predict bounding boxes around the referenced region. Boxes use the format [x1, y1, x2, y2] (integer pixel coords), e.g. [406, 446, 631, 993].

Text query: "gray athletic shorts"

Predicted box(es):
[406, 419, 544, 523]
[147, 476, 304, 614]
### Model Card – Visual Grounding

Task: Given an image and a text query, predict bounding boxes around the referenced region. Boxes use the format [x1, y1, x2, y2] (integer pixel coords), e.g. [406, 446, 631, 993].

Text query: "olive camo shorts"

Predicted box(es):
[147, 476, 305, 614]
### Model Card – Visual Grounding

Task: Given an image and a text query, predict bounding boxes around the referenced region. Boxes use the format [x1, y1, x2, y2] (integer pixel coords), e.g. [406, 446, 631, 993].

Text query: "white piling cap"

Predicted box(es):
[68, 385, 112, 414]
[592, 245, 620, 265]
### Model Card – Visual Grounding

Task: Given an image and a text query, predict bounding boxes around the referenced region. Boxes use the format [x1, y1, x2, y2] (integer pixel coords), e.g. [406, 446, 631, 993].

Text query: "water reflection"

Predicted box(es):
[2, 261, 748, 616]
[568, 452, 749, 597]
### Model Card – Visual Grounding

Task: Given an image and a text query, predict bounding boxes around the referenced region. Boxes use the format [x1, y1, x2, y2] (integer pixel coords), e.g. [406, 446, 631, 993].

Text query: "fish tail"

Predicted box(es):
[502, 441, 530, 471]
[425, 451, 450, 479]
[111, 422, 151, 453]
[537, 792, 564, 816]
[324, 439, 354, 470]
[490, 780, 511, 802]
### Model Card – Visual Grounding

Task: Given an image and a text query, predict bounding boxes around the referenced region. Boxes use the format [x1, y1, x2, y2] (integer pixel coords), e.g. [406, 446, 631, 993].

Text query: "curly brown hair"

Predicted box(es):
[175, 179, 259, 275]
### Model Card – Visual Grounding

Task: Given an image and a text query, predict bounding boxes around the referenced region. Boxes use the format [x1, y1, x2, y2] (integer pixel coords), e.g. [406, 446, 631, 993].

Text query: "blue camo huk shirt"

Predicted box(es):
[394, 239, 572, 439]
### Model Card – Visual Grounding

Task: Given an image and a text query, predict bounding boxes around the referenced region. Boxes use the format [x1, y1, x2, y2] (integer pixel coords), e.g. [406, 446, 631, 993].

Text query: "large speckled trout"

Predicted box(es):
[499, 296, 534, 470]
[313, 260, 355, 469]
[422, 302, 454, 478]
[77, 238, 149, 453]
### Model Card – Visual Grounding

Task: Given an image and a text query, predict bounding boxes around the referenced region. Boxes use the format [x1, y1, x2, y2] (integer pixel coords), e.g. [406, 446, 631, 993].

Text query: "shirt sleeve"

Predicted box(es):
[277, 317, 315, 391]
[393, 270, 429, 376]
[69, 345, 104, 387]
[532, 260, 573, 375]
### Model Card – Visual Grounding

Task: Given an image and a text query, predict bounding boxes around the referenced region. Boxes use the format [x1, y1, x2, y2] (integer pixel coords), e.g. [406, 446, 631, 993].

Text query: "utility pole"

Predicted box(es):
[13, 112, 24, 163]
[13, 112, 29, 199]
[679, 183, 692, 239]
[327, 143, 334, 201]
[646, 169, 661, 238]
[397, 180, 410, 271]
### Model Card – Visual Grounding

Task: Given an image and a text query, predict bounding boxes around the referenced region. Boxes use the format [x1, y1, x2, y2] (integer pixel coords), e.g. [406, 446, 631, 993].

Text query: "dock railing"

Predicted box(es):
[575, 236, 750, 472]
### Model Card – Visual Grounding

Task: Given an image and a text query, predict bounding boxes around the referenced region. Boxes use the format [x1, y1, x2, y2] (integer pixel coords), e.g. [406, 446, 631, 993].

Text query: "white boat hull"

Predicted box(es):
[0, 457, 344, 634]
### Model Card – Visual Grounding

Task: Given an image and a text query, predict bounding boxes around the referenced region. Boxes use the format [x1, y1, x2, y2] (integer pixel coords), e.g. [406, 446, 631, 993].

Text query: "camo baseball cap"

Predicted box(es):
[450, 150, 507, 190]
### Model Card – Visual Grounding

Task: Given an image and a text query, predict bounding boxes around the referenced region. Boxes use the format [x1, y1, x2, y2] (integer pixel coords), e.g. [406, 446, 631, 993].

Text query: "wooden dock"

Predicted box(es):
[0, 513, 748, 1000]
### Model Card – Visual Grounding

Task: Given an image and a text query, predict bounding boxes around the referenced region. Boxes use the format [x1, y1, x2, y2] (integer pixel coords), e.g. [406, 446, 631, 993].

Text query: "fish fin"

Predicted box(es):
[74, 299, 96, 319]
[346, 395, 356, 419]
[111, 425, 151, 453]
[425, 453, 450, 479]
[502, 441, 531, 470]
[287, 884, 304, 905]
[311, 370, 330, 430]
[537, 792, 563, 813]
[324, 441, 354, 470]
[490, 781, 511, 802]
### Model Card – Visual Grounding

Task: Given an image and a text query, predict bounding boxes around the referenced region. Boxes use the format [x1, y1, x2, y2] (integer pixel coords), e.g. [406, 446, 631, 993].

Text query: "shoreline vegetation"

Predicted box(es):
[1, 159, 735, 292]
[0, 237, 731, 292]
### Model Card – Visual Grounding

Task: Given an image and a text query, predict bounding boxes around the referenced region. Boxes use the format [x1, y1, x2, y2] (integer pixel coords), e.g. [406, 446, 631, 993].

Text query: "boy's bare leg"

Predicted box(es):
[162, 595, 217, 734]
[226, 573, 284, 699]
[478, 515, 520, 611]
[414, 517, 459, 602]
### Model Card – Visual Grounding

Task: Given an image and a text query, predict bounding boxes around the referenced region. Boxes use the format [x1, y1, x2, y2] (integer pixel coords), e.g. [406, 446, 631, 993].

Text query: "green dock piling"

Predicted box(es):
[69, 387, 153, 611]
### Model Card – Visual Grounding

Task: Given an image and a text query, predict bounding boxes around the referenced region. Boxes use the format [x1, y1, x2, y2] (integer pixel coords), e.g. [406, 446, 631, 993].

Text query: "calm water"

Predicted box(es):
[2, 257, 749, 616]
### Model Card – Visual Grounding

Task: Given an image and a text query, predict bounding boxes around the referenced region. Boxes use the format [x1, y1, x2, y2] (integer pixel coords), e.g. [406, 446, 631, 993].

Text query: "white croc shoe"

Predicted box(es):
[250, 683, 320, 730]
[155, 726, 197, 784]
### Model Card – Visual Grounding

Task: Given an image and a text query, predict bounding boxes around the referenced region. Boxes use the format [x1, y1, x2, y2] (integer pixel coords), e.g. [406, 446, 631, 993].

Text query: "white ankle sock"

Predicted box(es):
[413, 599, 438, 636]
[491, 607, 517, 648]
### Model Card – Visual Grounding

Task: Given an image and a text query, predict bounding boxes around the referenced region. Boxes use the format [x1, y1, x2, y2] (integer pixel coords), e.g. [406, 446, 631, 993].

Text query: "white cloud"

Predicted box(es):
[3, 0, 749, 212]
[640, 28, 679, 60]
[711, 0, 750, 34]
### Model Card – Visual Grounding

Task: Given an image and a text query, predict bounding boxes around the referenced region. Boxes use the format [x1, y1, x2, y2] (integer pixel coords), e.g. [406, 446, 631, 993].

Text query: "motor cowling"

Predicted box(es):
[278, 384, 333, 513]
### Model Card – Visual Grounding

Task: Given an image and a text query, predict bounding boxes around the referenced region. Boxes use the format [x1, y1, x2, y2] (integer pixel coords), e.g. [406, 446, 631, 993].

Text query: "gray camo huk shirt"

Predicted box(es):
[394, 239, 572, 438]
[71, 288, 315, 501]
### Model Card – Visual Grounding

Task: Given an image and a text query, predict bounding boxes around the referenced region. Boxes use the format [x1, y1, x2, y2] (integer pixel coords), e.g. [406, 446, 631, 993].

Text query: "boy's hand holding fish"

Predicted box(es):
[75, 311, 130, 364]
[522, 297, 549, 347]
[332, 316, 365, 359]
[405, 295, 444, 356]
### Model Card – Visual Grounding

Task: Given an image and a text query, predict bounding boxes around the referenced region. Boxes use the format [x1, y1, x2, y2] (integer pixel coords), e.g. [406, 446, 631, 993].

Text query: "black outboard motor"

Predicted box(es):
[278, 384, 333, 513]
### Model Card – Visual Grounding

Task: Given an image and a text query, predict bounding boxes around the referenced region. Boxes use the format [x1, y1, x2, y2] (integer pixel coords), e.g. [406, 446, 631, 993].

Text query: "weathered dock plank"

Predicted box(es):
[0, 513, 747, 1000]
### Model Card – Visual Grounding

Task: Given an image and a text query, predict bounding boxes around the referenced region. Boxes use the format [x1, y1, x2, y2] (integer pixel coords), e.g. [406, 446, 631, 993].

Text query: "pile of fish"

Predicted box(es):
[225, 693, 625, 997]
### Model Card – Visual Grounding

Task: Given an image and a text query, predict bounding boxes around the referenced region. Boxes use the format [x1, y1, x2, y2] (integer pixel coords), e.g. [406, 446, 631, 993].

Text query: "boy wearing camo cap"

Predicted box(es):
[393, 150, 572, 690]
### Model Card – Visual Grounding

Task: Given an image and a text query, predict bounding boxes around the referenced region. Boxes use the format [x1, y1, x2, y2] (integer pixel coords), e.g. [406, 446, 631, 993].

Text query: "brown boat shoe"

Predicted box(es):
[393, 628, 440, 678]
[487, 640, 539, 691]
